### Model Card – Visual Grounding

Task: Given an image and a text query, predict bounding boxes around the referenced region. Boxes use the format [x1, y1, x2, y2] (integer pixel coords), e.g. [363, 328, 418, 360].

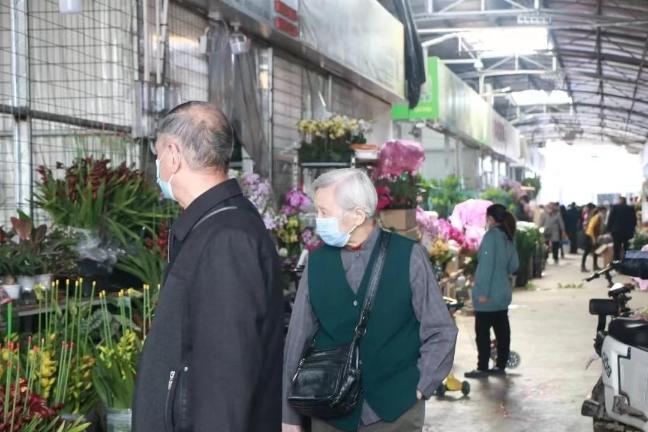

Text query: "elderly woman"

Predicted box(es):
[282, 169, 457, 432]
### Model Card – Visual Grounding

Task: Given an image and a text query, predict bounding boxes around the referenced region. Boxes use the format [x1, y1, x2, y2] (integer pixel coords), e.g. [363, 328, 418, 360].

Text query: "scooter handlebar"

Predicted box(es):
[585, 264, 615, 282]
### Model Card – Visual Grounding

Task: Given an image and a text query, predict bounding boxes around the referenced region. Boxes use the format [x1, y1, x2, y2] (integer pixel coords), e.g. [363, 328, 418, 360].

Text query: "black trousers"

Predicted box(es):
[568, 232, 578, 254]
[612, 237, 630, 261]
[475, 310, 510, 371]
[582, 236, 599, 270]
[551, 241, 561, 263]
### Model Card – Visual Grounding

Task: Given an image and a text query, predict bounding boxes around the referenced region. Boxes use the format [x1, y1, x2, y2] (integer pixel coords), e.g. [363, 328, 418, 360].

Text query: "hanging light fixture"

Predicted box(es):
[59, 0, 82, 14]
[229, 22, 250, 55]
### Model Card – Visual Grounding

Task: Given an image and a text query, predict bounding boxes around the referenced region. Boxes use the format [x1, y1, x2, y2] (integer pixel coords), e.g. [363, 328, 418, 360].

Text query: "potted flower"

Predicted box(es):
[297, 115, 369, 163]
[0, 242, 23, 299]
[8, 212, 48, 292]
[33, 157, 168, 283]
[276, 189, 312, 266]
[373, 140, 425, 234]
[39, 227, 79, 288]
[515, 222, 543, 287]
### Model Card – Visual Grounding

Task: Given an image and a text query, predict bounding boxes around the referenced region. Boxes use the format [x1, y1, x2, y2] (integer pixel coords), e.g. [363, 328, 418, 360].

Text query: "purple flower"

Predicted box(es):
[281, 189, 312, 216]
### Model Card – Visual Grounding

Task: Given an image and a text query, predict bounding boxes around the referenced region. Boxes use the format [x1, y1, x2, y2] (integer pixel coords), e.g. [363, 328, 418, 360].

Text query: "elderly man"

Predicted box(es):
[133, 102, 283, 431]
[282, 168, 457, 432]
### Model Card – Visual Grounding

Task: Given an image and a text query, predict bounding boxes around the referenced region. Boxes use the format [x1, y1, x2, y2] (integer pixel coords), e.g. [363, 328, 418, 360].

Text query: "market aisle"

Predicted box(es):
[424, 253, 648, 432]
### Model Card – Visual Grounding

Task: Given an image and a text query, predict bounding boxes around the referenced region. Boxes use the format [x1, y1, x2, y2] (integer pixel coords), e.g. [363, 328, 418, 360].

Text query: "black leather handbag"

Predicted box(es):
[288, 231, 390, 419]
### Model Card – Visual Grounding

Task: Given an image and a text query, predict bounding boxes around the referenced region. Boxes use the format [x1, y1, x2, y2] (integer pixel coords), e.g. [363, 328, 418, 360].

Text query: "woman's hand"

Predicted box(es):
[282, 424, 302, 432]
[478, 296, 488, 304]
[417, 390, 424, 400]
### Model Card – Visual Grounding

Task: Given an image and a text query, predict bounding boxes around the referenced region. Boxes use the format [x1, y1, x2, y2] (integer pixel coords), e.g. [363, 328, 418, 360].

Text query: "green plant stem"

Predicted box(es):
[10, 354, 20, 432]
[64, 280, 70, 343]
[4, 359, 11, 424]
[55, 342, 66, 404]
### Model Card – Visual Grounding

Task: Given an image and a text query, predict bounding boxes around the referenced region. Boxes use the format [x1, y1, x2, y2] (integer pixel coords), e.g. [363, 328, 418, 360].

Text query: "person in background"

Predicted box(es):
[465, 204, 519, 379]
[532, 203, 545, 227]
[582, 206, 607, 272]
[565, 203, 581, 255]
[582, 203, 596, 230]
[515, 195, 532, 222]
[282, 169, 457, 432]
[559, 204, 568, 258]
[543, 203, 566, 265]
[607, 196, 638, 261]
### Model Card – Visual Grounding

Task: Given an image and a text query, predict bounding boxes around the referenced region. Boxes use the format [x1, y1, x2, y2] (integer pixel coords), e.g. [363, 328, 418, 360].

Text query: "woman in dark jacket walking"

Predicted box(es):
[465, 204, 519, 379]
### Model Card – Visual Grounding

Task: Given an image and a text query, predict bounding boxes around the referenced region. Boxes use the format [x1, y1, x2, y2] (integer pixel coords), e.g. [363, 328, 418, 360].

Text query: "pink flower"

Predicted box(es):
[416, 207, 439, 238]
[376, 186, 393, 211]
[438, 218, 465, 244]
[374, 140, 425, 179]
[301, 228, 322, 251]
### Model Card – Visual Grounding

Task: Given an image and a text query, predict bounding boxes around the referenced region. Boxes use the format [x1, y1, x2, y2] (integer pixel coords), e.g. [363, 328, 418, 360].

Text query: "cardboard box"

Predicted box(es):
[379, 209, 417, 231]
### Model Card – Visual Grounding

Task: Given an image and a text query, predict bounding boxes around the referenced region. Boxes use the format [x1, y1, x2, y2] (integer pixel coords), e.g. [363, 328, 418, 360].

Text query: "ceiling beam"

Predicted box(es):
[596, 0, 604, 130]
[514, 112, 648, 128]
[414, 8, 641, 23]
[569, 89, 648, 105]
[544, 0, 576, 115]
[516, 119, 648, 137]
[575, 102, 648, 121]
[624, 33, 648, 132]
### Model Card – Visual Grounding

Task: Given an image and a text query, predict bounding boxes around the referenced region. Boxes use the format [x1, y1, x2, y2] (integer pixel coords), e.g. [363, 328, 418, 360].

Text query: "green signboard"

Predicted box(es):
[392, 57, 439, 120]
[392, 56, 520, 160]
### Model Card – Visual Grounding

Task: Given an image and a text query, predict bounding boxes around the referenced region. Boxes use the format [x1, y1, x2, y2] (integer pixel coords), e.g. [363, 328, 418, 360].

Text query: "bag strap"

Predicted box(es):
[180, 205, 238, 359]
[353, 230, 391, 340]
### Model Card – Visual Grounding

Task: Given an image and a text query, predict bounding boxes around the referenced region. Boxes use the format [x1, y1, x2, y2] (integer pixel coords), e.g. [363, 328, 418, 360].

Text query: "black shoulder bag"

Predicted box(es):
[288, 231, 391, 419]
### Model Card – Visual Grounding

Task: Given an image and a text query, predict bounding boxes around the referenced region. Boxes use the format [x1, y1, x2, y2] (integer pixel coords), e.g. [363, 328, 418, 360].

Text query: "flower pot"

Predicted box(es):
[2, 284, 21, 300]
[379, 209, 417, 231]
[106, 408, 131, 432]
[35, 274, 53, 289]
[17, 275, 36, 292]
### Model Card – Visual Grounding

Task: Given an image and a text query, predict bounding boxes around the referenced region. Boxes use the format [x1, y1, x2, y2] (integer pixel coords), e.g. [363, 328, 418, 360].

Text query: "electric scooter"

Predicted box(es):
[581, 253, 648, 432]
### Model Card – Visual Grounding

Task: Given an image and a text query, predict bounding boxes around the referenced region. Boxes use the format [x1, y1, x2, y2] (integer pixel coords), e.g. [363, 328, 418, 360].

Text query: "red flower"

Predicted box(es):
[376, 186, 393, 211]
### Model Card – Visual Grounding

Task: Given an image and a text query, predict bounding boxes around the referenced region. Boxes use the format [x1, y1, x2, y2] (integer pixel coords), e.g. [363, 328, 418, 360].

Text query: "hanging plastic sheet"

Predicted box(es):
[391, 0, 426, 108]
[207, 23, 271, 176]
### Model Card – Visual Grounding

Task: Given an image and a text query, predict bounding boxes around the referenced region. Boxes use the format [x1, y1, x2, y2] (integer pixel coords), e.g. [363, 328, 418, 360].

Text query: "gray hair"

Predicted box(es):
[313, 168, 378, 218]
[157, 101, 233, 171]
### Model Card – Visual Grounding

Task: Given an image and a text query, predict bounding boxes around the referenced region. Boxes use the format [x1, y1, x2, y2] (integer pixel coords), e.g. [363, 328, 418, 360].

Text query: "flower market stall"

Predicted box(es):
[0, 120, 546, 431]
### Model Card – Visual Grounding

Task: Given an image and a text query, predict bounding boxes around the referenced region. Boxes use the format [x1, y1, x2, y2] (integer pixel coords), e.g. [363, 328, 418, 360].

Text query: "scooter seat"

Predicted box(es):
[609, 318, 648, 350]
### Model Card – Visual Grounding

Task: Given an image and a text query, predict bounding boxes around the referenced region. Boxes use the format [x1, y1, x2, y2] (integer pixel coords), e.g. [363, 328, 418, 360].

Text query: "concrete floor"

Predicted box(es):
[424, 253, 648, 432]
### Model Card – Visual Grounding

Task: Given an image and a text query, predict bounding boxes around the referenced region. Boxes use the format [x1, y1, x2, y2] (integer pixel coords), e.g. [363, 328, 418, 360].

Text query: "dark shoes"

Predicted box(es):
[465, 368, 507, 379]
[465, 369, 489, 379]
[488, 367, 507, 376]
[581, 267, 590, 273]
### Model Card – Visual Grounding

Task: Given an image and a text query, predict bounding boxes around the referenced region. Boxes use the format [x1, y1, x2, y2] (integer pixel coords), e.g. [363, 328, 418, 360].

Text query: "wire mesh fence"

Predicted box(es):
[0, 0, 142, 226]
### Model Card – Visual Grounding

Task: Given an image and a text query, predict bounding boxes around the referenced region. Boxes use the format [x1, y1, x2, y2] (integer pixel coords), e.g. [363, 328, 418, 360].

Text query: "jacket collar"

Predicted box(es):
[171, 178, 244, 242]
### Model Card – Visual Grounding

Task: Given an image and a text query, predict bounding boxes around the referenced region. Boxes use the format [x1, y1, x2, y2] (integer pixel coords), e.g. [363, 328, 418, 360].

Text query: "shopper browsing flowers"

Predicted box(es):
[465, 204, 519, 379]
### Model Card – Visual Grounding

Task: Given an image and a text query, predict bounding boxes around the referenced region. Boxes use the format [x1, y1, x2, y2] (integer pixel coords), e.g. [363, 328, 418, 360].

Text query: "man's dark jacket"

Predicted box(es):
[133, 179, 283, 432]
[607, 203, 638, 242]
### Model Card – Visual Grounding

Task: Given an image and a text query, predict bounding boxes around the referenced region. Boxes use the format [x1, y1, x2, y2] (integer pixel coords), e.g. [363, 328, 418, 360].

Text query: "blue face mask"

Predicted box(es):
[156, 157, 176, 201]
[316, 217, 356, 248]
